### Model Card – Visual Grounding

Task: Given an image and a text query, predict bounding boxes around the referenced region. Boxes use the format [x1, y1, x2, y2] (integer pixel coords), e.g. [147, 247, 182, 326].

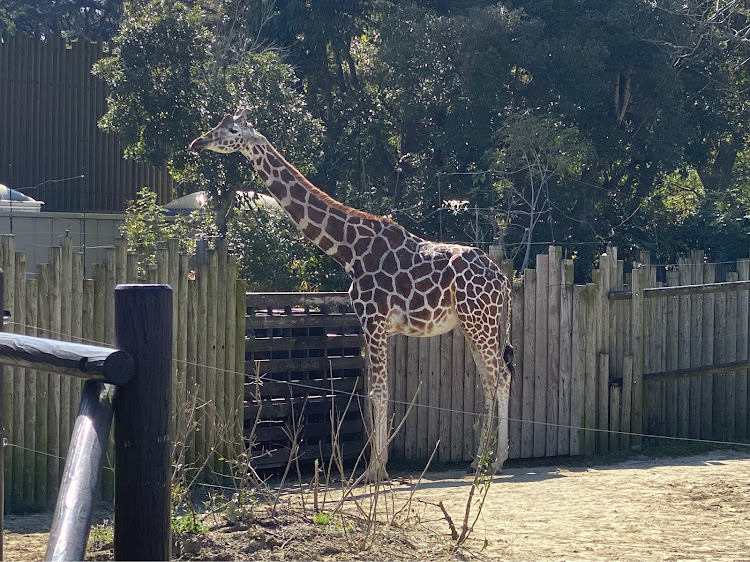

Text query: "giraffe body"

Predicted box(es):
[190, 109, 514, 480]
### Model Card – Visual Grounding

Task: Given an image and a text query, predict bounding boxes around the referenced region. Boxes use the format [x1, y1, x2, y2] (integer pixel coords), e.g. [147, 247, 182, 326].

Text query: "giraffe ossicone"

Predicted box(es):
[190, 108, 514, 481]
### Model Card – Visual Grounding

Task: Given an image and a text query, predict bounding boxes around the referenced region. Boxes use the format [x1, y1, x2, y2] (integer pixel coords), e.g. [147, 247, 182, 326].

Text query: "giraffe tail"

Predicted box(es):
[503, 343, 515, 378]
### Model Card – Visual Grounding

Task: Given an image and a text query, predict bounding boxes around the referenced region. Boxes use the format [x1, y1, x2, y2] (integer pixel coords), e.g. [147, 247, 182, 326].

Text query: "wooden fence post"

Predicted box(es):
[114, 285, 173, 561]
[630, 266, 645, 448]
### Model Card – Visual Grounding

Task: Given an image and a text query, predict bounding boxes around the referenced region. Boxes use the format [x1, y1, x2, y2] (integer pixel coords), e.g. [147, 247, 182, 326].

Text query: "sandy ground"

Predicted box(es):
[2, 449, 750, 560]
[414, 449, 750, 560]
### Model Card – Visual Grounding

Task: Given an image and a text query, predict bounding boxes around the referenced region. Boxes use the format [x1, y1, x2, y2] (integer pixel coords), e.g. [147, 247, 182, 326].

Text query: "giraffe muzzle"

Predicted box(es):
[188, 137, 208, 152]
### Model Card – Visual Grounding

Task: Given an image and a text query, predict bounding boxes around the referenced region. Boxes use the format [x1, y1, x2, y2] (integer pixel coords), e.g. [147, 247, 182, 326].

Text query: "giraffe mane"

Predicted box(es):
[265, 144, 396, 226]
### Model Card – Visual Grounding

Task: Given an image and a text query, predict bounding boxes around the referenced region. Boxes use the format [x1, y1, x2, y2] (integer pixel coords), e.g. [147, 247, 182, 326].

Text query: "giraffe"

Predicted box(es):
[190, 108, 514, 480]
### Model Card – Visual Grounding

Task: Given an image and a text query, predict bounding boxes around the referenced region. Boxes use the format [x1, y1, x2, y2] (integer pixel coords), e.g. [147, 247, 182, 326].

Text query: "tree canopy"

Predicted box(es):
[5, 0, 750, 284]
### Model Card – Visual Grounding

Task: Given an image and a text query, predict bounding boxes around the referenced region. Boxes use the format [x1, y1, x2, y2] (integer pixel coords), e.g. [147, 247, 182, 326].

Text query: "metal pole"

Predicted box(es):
[44, 381, 115, 561]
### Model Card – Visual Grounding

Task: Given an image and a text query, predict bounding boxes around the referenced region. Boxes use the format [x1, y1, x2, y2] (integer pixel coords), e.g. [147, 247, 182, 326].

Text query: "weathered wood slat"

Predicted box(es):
[247, 313, 360, 330]
[533, 254, 549, 457]
[246, 333, 365, 352]
[248, 355, 364, 375]
[253, 419, 362, 442]
[244, 393, 361, 421]
[246, 292, 352, 309]
[245, 376, 364, 399]
[610, 279, 750, 300]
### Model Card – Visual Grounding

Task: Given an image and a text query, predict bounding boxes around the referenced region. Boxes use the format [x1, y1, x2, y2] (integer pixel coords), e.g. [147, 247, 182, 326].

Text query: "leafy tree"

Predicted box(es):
[123, 186, 204, 277]
[94, 0, 324, 235]
[0, 0, 124, 40]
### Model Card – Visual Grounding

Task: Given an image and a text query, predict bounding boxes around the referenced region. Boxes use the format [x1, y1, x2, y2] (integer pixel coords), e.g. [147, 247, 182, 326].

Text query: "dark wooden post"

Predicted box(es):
[44, 381, 115, 561]
[114, 285, 172, 561]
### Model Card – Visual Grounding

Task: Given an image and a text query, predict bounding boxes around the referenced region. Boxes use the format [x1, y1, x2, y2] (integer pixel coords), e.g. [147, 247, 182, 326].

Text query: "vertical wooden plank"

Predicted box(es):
[214, 240, 227, 466]
[521, 269, 536, 458]
[174, 248, 187, 447]
[12, 252, 25, 506]
[59, 239, 73, 488]
[387, 335, 397, 458]
[462, 329, 476, 462]
[533, 254, 549, 457]
[427, 335, 441, 460]
[596, 257, 611, 454]
[701, 264, 715, 440]
[126, 253, 138, 284]
[450, 327, 465, 462]
[737, 259, 749, 438]
[713, 280, 727, 440]
[677, 258, 691, 438]
[630, 266, 645, 448]
[417, 337, 430, 461]
[391, 334, 408, 461]
[70, 253, 84, 455]
[403, 334, 419, 461]
[1, 237, 15, 509]
[546, 246, 561, 456]
[92, 264, 107, 499]
[234, 279, 246, 466]
[223, 255, 238, 454]
[570, 285, 585, 455]
[558, 259, 573, 455]
[196, 261, 208, 463]
[25, 278, 39, 508]
[620, 356, 633, 451]
[583, 284, 597, 455]
[689, 250, 704, 439]
[664, 268, 680, 437]
[103, 248, 117, 502]
[48, 247, 62, 504]
[394, 334, 408, 461]
[643, 258, 659, 436]
[36, 264, 50, 508]
[725, 272, 738, 441]
[509, 279, 524, 459]
[438, 330, 453, 463]
[207, 250, 218, 470]
[185, 278, 198, 466]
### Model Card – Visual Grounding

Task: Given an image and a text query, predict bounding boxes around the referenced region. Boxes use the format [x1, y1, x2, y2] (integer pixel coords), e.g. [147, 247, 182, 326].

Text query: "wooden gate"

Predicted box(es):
[244, 293, 365, 469]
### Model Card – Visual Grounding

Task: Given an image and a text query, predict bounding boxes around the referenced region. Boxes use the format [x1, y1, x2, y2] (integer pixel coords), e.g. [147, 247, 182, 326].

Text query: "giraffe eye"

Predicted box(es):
[228, 128, 238, 134]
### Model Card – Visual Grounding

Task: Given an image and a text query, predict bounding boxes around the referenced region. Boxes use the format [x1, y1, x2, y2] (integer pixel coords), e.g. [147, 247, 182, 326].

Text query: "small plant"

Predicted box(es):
[172, 512, 207, 535]
[313, 511, 333, 526]
[87, 520, 114, 552]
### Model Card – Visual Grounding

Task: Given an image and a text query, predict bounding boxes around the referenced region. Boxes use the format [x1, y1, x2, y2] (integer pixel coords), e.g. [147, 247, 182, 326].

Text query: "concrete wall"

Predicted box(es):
[0, 211, 125, 277]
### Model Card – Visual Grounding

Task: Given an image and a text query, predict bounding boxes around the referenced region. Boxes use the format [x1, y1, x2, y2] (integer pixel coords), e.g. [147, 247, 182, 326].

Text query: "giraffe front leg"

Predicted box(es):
[362, 318, 390, 482]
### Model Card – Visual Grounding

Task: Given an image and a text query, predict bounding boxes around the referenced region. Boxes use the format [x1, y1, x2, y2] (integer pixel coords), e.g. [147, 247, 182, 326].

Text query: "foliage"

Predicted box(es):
[9, 0, 750, 282]
[313, 511, 333, 526]
[87, 521, 114, 552]
[93, 0, 323, 235]
[0, 0, 124, 40]
[172, 512, 208, 535]
[226, 206, 349, 292]
[122, 186, 203, 277]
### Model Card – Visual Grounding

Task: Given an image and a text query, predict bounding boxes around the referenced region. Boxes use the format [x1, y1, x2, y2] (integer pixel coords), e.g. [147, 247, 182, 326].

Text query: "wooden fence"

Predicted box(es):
[385, 247, 750, 462]
[1, 234, 748, 512]
[244, 292, 365, 469]
[0, 34, 173, 211]
[0, 234, 242, 511]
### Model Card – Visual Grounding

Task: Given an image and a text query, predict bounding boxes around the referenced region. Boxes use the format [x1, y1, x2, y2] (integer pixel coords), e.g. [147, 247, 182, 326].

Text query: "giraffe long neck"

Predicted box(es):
[241, 142, 376, 270]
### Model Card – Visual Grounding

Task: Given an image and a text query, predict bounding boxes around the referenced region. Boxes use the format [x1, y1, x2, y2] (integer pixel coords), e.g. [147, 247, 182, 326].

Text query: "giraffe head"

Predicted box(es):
[189, 108, 267, 154]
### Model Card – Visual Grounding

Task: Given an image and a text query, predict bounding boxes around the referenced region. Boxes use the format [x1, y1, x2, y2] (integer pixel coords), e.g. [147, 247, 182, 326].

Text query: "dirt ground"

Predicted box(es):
[3, 448, 750, 560]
